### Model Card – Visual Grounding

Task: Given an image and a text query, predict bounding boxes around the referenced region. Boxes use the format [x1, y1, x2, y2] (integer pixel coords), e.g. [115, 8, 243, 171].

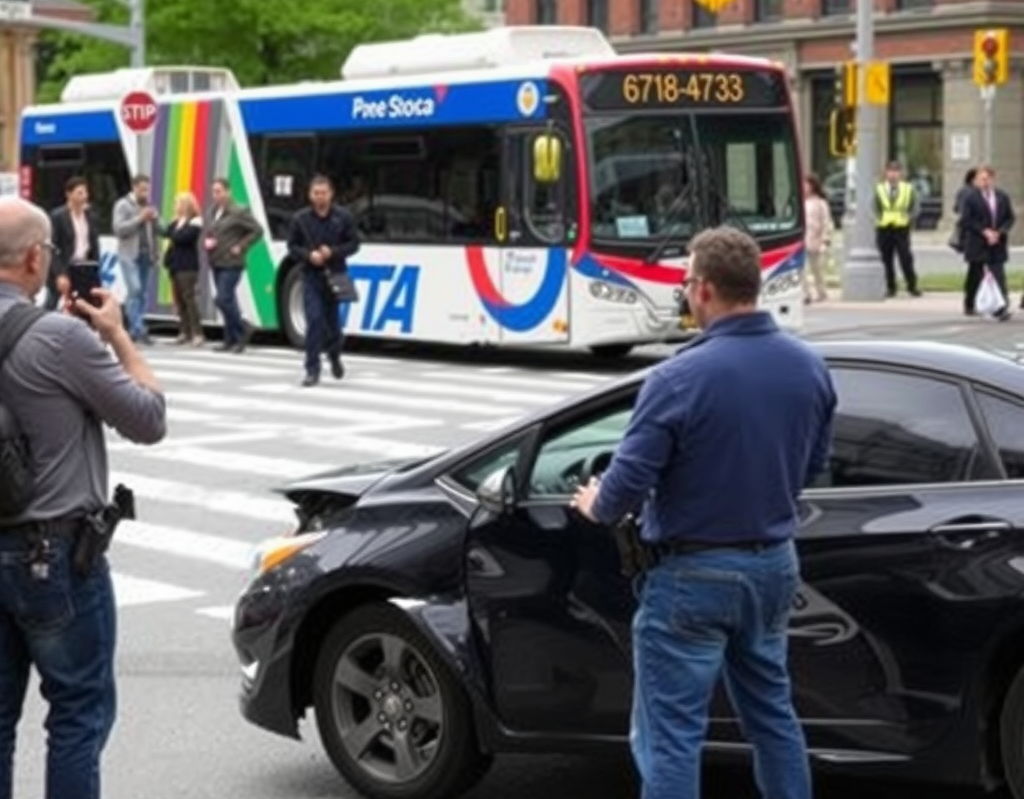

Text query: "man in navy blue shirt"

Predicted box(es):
[573, 227, 836, 799]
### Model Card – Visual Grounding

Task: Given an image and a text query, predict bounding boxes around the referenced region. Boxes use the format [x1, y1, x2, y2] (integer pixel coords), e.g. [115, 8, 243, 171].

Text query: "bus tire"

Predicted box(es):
[279, 266, 306, 350]
[589, 344, 634, 359]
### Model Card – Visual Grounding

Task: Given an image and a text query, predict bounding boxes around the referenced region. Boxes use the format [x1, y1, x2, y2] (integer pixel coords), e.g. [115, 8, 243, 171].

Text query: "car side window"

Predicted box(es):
[448, 438, 525, 495]
[822, 368, 985, 487]
[528, 402, 635, 497]
[975, 390, 1024, 480]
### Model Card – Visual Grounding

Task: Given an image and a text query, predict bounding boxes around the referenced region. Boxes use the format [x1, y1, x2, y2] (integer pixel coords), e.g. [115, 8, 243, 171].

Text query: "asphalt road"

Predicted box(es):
[11, 301, 1022, 799]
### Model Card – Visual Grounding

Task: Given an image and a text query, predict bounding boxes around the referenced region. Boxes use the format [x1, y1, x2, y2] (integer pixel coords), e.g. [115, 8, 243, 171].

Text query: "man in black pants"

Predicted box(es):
[873, 161, 921, 297]
[287, 175, 360, 387]
[960, 165, 1016, 320]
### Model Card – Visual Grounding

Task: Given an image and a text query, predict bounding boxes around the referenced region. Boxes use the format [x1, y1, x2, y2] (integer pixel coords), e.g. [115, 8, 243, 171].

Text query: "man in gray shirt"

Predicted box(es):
[0, 196, 166, 799]
[112, 175, 160, 345]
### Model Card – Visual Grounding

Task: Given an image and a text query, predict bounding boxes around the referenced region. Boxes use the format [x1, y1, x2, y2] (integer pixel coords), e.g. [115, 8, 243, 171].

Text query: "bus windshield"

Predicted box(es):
[585, 112, 801, 248]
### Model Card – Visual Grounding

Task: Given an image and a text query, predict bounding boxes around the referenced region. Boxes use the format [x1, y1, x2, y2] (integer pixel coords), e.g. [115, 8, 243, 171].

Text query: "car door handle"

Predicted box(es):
[929, 519, 1012, 535]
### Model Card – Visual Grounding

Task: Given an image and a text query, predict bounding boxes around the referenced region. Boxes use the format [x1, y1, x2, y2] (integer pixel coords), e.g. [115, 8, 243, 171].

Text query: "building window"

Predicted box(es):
[822, 0, 851, 15]
[754, 0, 783, 21]
[889, 71, 943, 201]
[535, 0, 557, 24]
[586, 0, 609, 29]
[639, 0, 659, 33]
[691, 0, 716, 28]
[895, 0, 932, 9]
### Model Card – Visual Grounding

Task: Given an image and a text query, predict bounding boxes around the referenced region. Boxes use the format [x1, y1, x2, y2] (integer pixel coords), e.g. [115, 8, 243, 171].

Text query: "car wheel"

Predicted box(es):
[279, 266, 305, 350]
[313, 602, 491, 799]
[1002, 665, 1024, 798]
[589, 343, 634, 359]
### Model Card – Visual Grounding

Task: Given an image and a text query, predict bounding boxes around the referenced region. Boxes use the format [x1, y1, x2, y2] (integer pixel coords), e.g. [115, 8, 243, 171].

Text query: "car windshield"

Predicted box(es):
[586, 112, 800, 245]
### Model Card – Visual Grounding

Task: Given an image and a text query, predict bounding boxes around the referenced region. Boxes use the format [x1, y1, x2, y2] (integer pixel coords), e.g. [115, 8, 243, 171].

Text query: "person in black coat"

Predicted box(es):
[960, 165, 1016, 320]
[48, 176, 100, 310]
[162, 191, 205, 345]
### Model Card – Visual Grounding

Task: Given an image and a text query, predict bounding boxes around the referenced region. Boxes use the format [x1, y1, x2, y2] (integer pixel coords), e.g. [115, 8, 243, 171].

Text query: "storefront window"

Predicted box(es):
[889, 71, 942, 200]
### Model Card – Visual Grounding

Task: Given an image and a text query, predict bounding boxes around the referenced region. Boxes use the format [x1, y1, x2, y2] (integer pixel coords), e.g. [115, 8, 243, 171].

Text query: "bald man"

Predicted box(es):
[0, 197, 166, 799]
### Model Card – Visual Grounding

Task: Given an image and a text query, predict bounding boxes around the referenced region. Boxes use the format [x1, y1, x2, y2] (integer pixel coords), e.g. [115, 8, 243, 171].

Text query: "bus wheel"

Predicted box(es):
[589, 344, 634, 359]
[279, 267, 306, 350]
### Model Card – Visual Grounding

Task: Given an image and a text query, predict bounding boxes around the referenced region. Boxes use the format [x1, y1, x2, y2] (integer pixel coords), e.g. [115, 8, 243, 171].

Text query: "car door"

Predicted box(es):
[460, 388, 639, 736]
[779, 362, 1024, 760]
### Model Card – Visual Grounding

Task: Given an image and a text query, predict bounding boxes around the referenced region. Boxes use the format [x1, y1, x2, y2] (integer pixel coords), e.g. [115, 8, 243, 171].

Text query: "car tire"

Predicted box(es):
[589, 343, 634, 359]
[279, 266, 305, 350]
[313, 602, 491, 799]
[1002, 665, 1024, 798]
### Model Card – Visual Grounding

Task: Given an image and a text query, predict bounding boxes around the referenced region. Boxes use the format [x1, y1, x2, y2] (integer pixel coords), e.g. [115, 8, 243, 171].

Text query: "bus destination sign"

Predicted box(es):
[581, 69, 788, 111]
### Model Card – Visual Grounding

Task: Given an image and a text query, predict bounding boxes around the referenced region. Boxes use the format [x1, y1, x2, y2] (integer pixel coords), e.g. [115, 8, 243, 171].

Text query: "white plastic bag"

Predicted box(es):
[976, 268, 1006, 316]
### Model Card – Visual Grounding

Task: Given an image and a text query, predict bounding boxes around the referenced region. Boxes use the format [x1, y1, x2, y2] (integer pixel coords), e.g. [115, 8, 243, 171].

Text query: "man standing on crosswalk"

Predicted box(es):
[0, 197, 167, 799]
[287, 174, 360, 387]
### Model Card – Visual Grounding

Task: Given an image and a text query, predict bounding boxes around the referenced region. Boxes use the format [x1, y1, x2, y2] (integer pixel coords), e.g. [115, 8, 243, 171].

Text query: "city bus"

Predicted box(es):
[17, 25, 805, 358]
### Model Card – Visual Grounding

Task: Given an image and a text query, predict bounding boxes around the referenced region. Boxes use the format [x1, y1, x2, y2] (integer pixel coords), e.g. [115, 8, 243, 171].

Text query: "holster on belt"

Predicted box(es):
[611, 512, 655, 578]
[72, 483, 136, 576]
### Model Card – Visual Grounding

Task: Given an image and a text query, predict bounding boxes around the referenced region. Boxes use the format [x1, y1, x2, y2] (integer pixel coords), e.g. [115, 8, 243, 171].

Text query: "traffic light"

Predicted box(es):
[835, 61, 858, 107]
[974, 29, 1008, 87]
[829, 107, 856, 158]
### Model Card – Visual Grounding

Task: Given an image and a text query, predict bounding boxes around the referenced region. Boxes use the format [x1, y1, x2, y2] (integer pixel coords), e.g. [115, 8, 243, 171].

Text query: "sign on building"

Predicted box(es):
[0, 0, 32, 23]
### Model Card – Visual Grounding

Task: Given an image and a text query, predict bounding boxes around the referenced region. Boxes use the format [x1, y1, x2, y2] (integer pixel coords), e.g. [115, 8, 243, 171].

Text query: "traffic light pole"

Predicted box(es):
[981, 85, 995, 165]
[841, 0, 886, 302]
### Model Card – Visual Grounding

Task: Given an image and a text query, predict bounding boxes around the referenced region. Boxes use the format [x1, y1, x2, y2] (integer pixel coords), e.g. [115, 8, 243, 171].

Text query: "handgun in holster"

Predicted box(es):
[73, 483, 136, 577]
[611, 511, 656, 579]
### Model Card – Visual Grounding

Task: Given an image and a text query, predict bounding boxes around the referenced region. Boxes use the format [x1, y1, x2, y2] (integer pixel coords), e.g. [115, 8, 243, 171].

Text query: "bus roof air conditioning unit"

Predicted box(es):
[60, 67, 239, 103]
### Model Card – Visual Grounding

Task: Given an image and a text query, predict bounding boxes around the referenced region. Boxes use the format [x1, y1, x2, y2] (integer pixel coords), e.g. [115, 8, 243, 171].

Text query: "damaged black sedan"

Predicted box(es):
[232, 339, 1024, 799]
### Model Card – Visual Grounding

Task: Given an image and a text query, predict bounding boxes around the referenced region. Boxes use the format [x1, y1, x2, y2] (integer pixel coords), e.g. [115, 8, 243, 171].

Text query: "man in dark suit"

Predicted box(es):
[960, 165, 1016, 320]
[47, 176, 100, 310]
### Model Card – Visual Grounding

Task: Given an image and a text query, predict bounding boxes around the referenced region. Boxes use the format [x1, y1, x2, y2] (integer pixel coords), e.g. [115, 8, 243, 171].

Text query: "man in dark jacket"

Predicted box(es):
[48, 176, 100, 310]
[286, 174, 360, 387]
[960, 165, 1016, 319]
[203, 177, 263, 352]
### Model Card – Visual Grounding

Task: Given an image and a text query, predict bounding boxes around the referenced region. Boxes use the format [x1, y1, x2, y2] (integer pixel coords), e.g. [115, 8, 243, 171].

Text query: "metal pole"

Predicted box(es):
[840, 0, 886, 301]
[982, 86, 995, 164]
[128, 0, 145, 67]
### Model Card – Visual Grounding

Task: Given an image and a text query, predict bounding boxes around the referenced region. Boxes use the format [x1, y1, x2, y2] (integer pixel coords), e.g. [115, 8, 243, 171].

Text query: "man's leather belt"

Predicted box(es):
[0, 518, 84, 538]
[649, 537, 786, 561]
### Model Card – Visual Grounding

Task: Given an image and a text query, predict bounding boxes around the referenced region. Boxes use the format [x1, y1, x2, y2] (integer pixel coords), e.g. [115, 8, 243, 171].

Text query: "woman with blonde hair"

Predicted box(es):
[162, 191, 205, 345]
[803, 173, 832, 304]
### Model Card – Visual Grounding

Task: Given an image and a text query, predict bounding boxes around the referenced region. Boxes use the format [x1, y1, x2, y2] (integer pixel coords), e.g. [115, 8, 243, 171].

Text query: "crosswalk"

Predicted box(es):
[105, 343, 624, 625]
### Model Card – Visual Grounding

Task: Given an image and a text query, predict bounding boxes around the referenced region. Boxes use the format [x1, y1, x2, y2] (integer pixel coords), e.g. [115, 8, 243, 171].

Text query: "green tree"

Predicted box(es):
[36, 0, 481, 102]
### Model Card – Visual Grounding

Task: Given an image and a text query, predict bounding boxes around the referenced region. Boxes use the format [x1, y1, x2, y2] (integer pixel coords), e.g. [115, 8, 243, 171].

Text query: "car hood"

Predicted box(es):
[275, 454, 444, 505]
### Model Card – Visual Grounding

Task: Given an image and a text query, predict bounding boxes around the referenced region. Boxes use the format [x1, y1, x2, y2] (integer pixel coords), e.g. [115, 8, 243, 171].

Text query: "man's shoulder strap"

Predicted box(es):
[0, 304, 47, 372]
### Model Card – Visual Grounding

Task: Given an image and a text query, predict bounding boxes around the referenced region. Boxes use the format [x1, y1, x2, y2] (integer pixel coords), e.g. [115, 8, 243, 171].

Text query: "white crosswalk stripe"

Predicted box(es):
[102, 343, 621, 622]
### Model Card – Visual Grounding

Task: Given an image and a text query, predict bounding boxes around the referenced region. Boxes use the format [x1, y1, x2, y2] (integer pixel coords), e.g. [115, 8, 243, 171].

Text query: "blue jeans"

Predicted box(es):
[214, 267, 245, 345]
[631, 539, 810, 799]
[0, 533, 117, 799]
[120, 254, 151, 339]
[302, 270, 344, 377]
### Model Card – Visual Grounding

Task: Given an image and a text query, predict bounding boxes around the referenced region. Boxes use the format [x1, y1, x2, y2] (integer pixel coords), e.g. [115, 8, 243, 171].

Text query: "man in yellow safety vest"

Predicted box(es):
[873, 161, 921, 297]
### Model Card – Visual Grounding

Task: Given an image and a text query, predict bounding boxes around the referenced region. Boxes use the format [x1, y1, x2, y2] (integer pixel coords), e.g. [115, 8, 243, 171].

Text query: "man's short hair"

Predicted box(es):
[310, 174, 334, 191]
[132, 174, 150, 186]
[213, 177, 230, 191]
[688, 226, 762, 306]
[65, 176, 87, 194]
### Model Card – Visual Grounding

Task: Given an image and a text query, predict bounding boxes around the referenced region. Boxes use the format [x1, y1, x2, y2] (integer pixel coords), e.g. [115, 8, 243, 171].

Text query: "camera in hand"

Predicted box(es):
[68, 262, 102, 316]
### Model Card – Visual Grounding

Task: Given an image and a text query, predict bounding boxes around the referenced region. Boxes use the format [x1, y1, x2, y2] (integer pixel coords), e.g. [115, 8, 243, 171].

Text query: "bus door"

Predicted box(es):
[495, 126, 571, 345]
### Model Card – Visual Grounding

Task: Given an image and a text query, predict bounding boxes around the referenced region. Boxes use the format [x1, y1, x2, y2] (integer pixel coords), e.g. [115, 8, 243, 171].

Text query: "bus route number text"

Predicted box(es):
[621, 72, 745, 105]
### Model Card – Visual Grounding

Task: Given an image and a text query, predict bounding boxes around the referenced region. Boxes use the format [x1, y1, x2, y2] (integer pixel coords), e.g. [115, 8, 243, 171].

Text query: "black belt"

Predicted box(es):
[649, 537, 786, 561]
[0, 518, 84, 538]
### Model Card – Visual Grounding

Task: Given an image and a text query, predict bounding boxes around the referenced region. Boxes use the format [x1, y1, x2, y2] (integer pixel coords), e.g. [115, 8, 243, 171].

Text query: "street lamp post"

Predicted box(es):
[840, 0, 886, 301]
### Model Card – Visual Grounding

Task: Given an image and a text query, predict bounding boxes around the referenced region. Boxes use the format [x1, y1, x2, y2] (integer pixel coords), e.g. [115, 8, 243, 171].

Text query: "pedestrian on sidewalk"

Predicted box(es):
[572, 226, 836, 799]
[203, 178, 263, 353]
[959, 165, 1016, 320]
[112, 175, 160, 344]
[0, 196, 166, 799]
[802, 173, 831, 304]
[874, 161, 921, 298]
[162, 191, 205, 346]
[287, 174, 360, 388]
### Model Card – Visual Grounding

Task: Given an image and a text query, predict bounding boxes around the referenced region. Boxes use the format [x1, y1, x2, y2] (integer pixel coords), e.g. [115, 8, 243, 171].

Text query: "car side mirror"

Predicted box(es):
[476, 464, 518, 515]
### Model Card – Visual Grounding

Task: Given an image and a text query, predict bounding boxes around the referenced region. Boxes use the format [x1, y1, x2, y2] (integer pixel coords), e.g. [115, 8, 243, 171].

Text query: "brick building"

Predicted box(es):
[506, 0, 1024, 235]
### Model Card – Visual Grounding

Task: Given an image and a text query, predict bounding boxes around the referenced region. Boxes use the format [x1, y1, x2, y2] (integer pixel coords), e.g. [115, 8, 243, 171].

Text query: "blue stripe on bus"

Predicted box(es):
[20, 110, 119, 146]
[240, 78, 549, 134]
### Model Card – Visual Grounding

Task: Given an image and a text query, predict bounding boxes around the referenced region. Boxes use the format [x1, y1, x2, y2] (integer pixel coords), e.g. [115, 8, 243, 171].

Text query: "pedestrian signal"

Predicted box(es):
[974, 29, 1008, 87]
[829, 107, 856, 157]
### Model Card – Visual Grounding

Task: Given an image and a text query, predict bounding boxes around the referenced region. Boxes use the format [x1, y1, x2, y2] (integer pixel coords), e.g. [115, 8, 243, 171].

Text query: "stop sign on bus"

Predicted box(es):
[120, 91, 157, 133]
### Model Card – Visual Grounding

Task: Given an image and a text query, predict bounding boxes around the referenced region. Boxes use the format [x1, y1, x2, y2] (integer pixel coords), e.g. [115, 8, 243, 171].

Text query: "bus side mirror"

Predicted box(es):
[533, 134, 562, 184]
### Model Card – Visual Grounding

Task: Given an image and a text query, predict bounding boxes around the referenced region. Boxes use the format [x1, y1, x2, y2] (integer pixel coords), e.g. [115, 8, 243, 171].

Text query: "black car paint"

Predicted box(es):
[232, 340, 1024, 791]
